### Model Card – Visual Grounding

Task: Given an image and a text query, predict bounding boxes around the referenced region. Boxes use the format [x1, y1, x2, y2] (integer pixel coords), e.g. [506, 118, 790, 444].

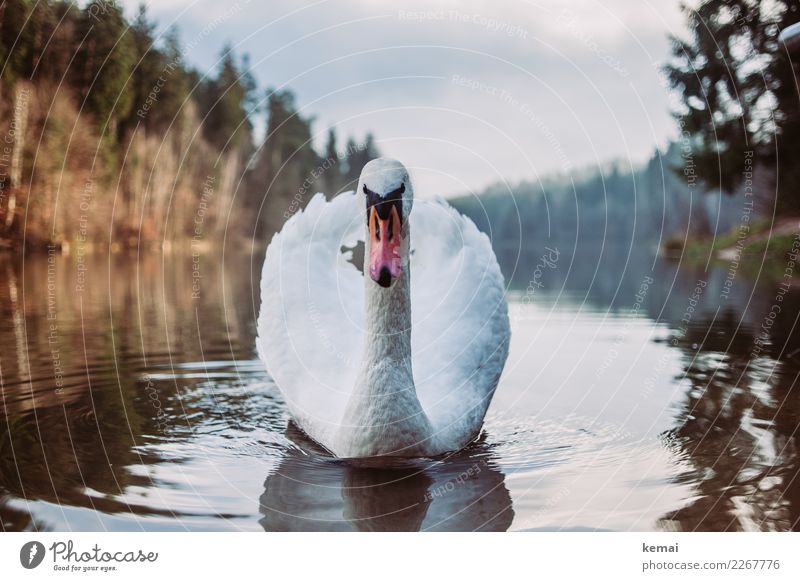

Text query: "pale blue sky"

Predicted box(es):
[121, 0, 687, 196]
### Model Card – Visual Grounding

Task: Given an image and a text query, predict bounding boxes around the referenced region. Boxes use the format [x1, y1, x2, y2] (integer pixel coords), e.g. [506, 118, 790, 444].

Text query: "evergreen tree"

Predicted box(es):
[30, 1, 81, 84]
[124, 16, 190, 134]
[73, 0, 136, 137]
[124, 4, 161, 133]
[665, 0, 800, 212]
[0, 0, 36, 90]
[342, 132, 380, 188]
[322, 127, 345, 194]
[152, 28, 190, 132]
[341, 136, 359, 188]
[249, 88, 319, 234]
[199, 46, 254, 153]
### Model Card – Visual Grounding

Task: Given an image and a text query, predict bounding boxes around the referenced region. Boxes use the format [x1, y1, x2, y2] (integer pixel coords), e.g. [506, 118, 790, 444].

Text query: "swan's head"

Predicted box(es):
[357, 158, 413, 288]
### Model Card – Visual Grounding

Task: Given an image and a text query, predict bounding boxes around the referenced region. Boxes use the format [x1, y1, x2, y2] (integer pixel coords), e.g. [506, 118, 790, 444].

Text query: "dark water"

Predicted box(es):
[1, 244, 799, 531]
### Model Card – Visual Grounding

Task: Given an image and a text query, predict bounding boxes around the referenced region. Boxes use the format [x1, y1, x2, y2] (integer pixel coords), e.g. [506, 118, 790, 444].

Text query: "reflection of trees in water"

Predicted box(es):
[0, 250, 512, 532]
[495, 226, 800, 531]
[0, 379, 183, 529]
[3, 238, 797, 532]
[0, 252, 259, 530]
[660, 297, 800, 531]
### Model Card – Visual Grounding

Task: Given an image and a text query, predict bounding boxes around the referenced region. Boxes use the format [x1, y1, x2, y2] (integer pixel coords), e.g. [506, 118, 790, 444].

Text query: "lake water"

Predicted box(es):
[1, 245, 798, 531]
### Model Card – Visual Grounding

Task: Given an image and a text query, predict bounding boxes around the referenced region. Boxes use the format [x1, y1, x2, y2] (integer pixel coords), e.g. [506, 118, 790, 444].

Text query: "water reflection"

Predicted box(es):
[659, 308, 800, 531]
[260, 426, 513, 531]
[0, 245, 798, 531]
[0, 250, 263, 530]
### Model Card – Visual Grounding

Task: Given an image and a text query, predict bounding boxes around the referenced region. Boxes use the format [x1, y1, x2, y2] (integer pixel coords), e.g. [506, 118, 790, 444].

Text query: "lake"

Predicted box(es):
[1, 242, 798, 531]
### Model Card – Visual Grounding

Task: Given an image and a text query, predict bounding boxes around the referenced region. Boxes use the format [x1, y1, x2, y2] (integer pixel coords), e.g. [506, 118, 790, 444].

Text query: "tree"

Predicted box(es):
[665, 0, 800, 213]
[198, 46, 255, 153]
[342, 132, 380, 188]
[322, 127, 344, 194]
[122, 4, 161, 134]
[152, 28, 190, 132]
[30, 1, 81, 84]
[247, 88, 319, 235]
[122, 10, 190, 135]
[73, 0, 136, 138]
[0, 0, 35, 94]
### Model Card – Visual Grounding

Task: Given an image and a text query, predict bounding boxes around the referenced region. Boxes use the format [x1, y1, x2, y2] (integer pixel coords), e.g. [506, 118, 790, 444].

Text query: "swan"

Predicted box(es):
[256, 158, 509, 458]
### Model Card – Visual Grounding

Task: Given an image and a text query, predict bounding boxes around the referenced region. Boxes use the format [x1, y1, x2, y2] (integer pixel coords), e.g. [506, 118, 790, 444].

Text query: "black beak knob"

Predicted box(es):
[377, 267, 392, 288]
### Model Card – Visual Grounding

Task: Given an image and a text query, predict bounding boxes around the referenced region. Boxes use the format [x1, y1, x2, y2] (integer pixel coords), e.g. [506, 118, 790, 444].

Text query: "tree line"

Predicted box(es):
[0, 0, 379, 251]
[450, 143, 752, 285]
[2, 0, 796, 254]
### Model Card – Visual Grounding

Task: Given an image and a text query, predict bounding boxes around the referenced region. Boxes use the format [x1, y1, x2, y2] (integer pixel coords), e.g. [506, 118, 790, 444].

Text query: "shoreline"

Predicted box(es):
[662, 216, 800, 283]
[0, 237, 267, 256]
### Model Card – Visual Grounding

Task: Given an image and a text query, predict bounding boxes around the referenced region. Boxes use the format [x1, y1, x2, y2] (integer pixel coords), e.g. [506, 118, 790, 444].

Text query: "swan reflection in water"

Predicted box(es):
[259, 425, 513, 531]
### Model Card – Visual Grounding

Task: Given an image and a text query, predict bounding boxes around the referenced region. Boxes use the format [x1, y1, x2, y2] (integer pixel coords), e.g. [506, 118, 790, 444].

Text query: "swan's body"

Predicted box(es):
[257, 158, 509, 458]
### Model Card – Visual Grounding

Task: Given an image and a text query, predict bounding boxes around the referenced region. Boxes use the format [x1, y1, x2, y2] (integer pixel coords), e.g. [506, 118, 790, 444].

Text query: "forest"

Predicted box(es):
[0, 0, 798, 263]
[0, 0, 379, 251]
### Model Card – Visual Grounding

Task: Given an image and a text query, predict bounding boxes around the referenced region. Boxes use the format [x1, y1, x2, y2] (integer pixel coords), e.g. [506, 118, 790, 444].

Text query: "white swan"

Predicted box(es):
[257, 158, 510, 458]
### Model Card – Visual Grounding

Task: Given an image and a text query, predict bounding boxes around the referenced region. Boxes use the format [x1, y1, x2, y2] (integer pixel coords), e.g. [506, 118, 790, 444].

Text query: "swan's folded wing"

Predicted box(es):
[256, 192, 364, 449]
[409, 199, 510, 446]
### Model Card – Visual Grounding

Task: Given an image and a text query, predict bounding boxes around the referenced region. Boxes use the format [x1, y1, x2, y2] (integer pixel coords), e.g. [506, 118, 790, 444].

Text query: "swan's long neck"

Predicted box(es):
[360, 267, 413, 389]
[337, 227, 435, 457]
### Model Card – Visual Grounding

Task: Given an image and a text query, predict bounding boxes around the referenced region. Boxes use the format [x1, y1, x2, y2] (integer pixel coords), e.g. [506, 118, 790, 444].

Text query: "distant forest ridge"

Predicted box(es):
[450, 142, 771, 258]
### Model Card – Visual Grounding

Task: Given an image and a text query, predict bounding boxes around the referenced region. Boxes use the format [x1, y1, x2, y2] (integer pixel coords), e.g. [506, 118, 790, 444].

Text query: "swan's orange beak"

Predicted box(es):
[368, 205, 402, 288]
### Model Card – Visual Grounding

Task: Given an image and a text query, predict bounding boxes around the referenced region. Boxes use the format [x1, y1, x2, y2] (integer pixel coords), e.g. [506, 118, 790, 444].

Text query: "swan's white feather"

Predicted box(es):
[257, 191, 510, 454]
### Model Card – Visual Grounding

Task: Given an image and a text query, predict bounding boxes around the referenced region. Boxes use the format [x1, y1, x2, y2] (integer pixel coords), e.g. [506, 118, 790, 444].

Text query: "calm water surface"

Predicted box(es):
[1, 247, 798, 531]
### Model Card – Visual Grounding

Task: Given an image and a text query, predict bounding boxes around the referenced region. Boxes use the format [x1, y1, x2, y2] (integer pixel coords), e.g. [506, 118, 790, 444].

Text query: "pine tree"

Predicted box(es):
[30, 1, 81, 84]
[0, 0, 36, 91]
[198, 46, 254, 153]
[342, 132, 380, 188]
[124, 4, 162, 134]
[322, 127, 344, 194]
[248, 88, 319, 234]
[152, 27, 190, 132]
[665, 0, 800, 212]
[73, 0, 136, 138]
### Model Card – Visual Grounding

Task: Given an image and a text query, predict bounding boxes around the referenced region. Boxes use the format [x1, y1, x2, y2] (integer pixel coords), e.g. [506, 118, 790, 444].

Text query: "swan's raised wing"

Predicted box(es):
[256, 192, 364, 449]
[409, 199, 510, 447]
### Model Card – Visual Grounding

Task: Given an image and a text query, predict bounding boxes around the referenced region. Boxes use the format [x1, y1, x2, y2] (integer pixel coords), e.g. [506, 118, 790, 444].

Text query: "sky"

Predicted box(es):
[121, 0, 688, 197]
